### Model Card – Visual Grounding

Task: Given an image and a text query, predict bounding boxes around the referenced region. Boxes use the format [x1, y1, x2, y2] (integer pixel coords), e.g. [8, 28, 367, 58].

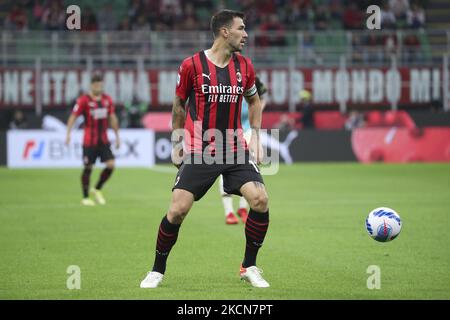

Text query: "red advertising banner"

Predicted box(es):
[0, 67, 442, 108]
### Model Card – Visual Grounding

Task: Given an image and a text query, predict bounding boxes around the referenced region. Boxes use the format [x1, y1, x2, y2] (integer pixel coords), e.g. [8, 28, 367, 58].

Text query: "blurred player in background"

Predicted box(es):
[220, 76, 267, 224]
[65, 74, 120, 206]
[140, 9, 271, 289]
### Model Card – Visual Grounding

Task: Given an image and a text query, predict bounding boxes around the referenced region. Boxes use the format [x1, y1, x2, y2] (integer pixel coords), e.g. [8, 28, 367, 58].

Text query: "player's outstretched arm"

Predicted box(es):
[246, 93, 264, 164]
[109, 113, 120, 149]
[65, 113, 78, 145]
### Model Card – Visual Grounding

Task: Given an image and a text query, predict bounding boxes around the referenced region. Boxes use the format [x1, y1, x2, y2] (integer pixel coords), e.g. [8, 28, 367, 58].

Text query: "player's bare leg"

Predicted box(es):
[81, 164, 95, 206]
[140, 189, 194, 288]
[91, 159, 115, 205]
[238, 181, 270, 288]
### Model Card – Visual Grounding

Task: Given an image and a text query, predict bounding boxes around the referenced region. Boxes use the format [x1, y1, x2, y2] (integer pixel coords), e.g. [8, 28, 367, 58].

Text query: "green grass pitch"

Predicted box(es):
[0, 163, 449, 299]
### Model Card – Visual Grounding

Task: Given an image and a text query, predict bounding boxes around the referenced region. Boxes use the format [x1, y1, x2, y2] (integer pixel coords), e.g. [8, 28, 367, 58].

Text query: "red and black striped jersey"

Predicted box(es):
[72, 94, 115, 147]
[175, 51, 257, 156]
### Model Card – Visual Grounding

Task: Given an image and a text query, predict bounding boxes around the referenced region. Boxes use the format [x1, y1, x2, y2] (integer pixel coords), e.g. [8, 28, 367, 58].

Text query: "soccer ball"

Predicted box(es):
[365, 207, 402, 242]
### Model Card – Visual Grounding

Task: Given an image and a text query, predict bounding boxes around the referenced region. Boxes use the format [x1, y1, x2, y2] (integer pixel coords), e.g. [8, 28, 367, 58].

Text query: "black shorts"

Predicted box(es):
[172, 159, 264, 201]
[82, 144, 114, 165]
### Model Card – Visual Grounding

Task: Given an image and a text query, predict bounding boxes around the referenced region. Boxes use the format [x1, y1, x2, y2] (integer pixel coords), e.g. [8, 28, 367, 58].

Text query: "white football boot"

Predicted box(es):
[240, 265, 270, 288]
[90, 188, 106, 205]
[81, 198, 95, 206]
[140, 271, 164, 288]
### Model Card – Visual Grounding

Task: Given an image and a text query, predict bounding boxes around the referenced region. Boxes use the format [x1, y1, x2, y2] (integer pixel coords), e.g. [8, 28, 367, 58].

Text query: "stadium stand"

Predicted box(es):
[0, 0, 448, 131]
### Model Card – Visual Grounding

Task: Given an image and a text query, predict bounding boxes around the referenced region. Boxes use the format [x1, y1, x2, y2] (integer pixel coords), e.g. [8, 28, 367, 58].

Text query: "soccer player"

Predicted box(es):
[140, 10, 270, 288]
[65, 74, 120, 206]
[220, 76, 267, 224]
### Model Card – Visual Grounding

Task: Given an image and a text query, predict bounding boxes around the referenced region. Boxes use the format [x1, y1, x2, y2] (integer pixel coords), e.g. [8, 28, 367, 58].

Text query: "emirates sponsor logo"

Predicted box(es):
[91, 108, 108, 119]
[201, 84, 244, 95]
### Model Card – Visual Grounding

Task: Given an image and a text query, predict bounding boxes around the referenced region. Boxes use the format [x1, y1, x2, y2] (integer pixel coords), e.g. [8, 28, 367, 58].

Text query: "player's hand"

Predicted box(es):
[115, 136, 121, 149]
[65, 134, 71, 146]
[249, 134, 264, 165]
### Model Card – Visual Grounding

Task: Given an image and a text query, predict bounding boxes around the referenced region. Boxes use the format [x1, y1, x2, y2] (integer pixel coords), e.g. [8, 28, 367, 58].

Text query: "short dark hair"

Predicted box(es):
[91, 73, 103, 83]
[210, 10, 245, 37]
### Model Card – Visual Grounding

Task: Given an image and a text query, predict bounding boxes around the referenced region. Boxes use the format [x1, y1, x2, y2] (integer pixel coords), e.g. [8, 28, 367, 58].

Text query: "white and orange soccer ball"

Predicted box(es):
[365, 207, 402, 242]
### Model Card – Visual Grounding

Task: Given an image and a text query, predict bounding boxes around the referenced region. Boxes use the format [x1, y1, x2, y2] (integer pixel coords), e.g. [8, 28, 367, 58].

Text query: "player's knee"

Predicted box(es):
[249, 193, 269, 212]
[106, 161, 115, 170]
[167, 203, 190, 223]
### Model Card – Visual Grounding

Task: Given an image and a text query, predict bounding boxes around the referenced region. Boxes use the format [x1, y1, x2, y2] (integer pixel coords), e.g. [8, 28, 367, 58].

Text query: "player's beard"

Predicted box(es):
[230, 41, 243, 53]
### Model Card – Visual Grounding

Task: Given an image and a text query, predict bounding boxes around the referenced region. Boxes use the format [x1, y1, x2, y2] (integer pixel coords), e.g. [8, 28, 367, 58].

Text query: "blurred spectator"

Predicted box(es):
[343, 2, 363, 30]
[258, 14, 286, 47]
[128, 0, 142, 25]
[158, 3, 179, 30]
[4, 4, 28, 31]
[82, 7, 98, 32]
[345, 111, 365, 130]
[160, 0, 183, 30]
[257, 0, 277, 16]
[381, 2, 396, 29]
[121, 96, 148, 128]
[407, 2, 425, 29]
[299, 90, 314, 128]
[239, 0, 259, 30]
[141, 0, 161, 26]
[132, 14, 151, 31]
[0, 1, 11, 27]
[118, 17, 132, 31]
[32, 0, 44, 23]
[389, 0, 410, 20]
[314, 4, 330, 30]
[10, 110, 28, 129]
[284, 0, 307, 30]
[329, 0, 343, 28]
[41, 0, 65, 30]
[97, 4, 118, 31]
[180, 2, 200, 30]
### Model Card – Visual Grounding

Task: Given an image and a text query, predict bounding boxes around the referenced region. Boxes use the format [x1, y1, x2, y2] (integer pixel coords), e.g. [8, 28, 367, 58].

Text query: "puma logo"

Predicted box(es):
[260, 130, 299, 164]
[202, 73, 211, 80]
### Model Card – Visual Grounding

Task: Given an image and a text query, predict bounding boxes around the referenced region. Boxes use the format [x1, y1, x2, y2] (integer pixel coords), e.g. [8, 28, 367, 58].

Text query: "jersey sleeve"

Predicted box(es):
[72, 96, 85, 116]
[244, 59, 257, 97]
[175, 58, 193, 101]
